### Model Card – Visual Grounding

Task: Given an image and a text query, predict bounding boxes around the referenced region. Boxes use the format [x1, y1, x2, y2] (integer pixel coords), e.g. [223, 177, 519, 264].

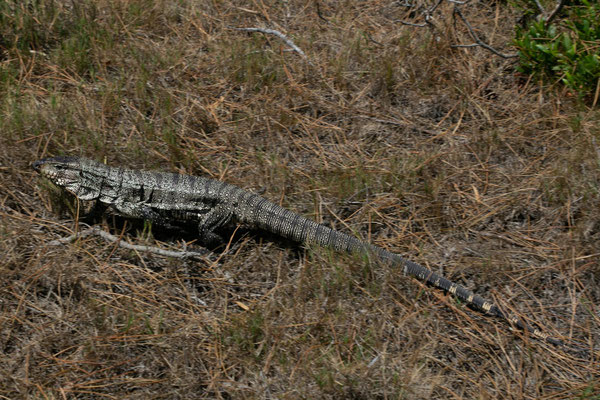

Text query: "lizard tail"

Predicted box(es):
[248, 196, 588, 354]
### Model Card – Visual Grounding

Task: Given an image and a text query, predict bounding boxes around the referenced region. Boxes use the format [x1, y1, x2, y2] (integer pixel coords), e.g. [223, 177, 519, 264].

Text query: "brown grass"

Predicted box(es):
[1, 0, 599, 398]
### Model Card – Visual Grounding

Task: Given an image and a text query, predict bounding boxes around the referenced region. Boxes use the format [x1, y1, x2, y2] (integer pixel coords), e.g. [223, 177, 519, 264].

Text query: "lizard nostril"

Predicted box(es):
[32, 160, 43, 172]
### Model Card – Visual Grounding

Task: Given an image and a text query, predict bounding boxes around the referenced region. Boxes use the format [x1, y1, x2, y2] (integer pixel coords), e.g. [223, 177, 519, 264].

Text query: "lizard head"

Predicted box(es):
[33, 156, 82, 186]
[33, 156, 102, 200]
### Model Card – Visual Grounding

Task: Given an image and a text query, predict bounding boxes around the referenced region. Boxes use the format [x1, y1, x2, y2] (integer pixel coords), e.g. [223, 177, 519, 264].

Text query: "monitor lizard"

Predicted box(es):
[33, 155, 572, 350]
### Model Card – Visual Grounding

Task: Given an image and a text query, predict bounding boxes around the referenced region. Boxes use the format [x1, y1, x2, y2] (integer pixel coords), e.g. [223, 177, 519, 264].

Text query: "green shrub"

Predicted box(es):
[513, 0, 600, 100]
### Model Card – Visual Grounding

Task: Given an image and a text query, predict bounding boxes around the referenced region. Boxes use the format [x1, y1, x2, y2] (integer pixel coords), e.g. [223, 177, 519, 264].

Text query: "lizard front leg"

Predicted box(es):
[197, 205, 234, 246]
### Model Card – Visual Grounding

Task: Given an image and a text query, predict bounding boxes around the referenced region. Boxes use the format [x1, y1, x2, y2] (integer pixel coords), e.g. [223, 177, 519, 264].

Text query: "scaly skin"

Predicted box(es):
[33, 156, 567, 349]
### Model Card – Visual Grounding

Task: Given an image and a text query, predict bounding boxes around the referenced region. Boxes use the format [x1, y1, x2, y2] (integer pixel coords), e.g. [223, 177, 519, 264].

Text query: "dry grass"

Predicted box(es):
[0, 0, 599, 398]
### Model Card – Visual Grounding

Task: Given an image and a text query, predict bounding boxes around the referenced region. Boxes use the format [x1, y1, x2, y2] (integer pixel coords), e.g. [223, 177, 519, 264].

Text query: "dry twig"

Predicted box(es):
[48, 226, 210, 259]
[397, 1, 517, 59]
[230, 27, 313, 65]
[398, 0, 443, 28]
[452, 7, 517, 59]
[535, 0, 568, 25]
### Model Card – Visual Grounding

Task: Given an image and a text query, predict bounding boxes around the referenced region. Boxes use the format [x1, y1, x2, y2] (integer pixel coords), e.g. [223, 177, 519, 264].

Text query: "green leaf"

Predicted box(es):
[535, 44, 550, 54]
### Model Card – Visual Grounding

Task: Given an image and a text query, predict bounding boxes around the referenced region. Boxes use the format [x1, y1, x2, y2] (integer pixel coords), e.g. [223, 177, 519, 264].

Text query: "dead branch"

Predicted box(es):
[533, 0, 546, 14]
[396, 1, 517, 59]
[49, 226, 210, 259]
[398, 0, 443, 29]
[314, 0, 330, 23]
[545, 0, 568, 25]
[400, 20, 428, 28]
[230, 27, 313, 65]
[452, 7, 517, 59]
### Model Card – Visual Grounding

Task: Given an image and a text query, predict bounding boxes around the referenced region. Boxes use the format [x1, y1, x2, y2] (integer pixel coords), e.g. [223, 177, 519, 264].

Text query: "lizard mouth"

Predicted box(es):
[32, 160, 58, 180]
[32, 157, 78, 186]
